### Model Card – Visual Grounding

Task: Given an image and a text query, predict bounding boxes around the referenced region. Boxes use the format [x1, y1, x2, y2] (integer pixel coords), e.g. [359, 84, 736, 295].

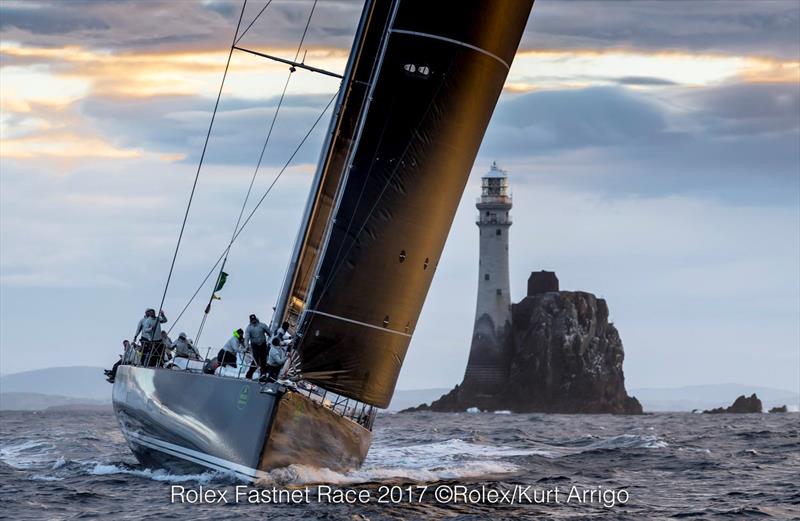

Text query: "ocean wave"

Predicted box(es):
[89, 463, 233, 484]
[368, 438, 557, 465]
[581, 434, 669, 451]
[30, 474, 64, 481]
[254, 438, 542, 486]
[0, 440, 55, 469]
[259, 460, 521, 486]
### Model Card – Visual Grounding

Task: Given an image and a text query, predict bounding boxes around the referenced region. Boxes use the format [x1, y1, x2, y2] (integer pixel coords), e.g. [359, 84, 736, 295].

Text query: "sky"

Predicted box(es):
[1, 0, 798, 394]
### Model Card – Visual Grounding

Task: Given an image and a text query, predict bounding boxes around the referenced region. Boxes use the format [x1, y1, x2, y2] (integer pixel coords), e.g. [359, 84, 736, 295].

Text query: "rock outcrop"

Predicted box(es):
[703, 394, 763, 414]
[407, 290, 642, 414]
[768, 405, 787, 413]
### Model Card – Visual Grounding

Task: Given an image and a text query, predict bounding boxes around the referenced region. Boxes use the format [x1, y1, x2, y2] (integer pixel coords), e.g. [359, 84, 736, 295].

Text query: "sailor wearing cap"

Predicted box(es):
[245, 314, 271, 380]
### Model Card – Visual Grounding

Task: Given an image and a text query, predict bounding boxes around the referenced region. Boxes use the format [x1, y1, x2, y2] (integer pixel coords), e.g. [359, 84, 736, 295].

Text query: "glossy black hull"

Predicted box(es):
[112, 365, 371, 482]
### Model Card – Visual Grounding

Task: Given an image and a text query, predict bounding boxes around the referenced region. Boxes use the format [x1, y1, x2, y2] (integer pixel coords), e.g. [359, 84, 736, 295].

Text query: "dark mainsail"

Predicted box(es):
[280, 0, 534, 408]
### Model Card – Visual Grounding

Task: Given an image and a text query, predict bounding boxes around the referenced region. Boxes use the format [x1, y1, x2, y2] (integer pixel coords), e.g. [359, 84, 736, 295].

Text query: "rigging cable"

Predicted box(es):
[235, 0, 275, 46]
[194, 0, 320, 345]
[166, 91, 338, 337]
[154, 0, 247, 316]
[195, 71, 293, 345]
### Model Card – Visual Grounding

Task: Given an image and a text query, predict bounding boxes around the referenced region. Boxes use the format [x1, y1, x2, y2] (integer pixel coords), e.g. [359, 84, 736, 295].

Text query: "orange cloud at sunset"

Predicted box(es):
[1, 131, 142, 160]
[1, 43, 347, 99]
[2, 40, 797, 163]
[506, 49, 800, 92]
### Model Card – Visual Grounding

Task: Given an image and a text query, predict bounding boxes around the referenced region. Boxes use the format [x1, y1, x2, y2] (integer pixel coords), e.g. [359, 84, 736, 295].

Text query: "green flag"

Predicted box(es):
[214, 271, 229, 292]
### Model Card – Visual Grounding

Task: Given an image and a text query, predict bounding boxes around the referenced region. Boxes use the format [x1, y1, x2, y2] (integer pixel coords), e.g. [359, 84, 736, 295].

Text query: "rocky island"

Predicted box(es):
[407, 272, 642, 414]
[703, 394, 763, 414]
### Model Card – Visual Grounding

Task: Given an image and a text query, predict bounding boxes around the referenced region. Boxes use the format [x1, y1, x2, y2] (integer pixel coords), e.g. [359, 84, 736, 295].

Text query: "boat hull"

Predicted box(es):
[112, 365, 371, 481]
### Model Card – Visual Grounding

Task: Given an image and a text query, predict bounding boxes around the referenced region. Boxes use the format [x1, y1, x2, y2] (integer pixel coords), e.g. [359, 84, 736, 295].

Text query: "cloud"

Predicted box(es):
[79, 92, 336, 166]
[479, 83, 799, 203]
[0, 154, 315, 291]
[522, 0, 800, 60]
[0, 0, 362, 54]
[508, 50, 799, 91]
[678, 82, 800, 136]
[617, 76, 677, 86]
[484, 87, 673, 153]
[3, 0, 796, 62]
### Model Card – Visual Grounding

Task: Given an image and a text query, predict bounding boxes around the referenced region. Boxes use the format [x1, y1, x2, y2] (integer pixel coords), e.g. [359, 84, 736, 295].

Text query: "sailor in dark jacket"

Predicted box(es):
[245, 314, 271, 380]
[274, 321, 291, 343]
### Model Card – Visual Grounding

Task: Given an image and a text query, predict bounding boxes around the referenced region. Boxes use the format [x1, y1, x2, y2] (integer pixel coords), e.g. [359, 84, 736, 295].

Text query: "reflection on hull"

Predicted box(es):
[112, 365, 371, 482]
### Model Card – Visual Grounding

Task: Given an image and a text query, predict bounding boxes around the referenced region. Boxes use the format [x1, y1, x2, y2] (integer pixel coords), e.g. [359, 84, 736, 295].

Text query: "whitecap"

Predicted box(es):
[583, 434, 668, 451]
[89, 463, 233, 483]
[0, 440, 55, 470]
[368, 438, 557, 466]
[30, 475, 64, 481]
[258, 460, 520, 486]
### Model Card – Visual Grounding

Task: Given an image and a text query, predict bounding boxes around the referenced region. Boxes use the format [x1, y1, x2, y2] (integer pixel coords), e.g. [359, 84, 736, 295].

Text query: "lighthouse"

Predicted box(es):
[462, 162, 512, 391]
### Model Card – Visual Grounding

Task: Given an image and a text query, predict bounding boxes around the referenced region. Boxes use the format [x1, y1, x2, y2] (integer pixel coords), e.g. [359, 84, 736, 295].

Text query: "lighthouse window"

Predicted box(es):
[496, 229, 502, 236]
[484, 273, 490, 280]
[497, 289, 502, 295]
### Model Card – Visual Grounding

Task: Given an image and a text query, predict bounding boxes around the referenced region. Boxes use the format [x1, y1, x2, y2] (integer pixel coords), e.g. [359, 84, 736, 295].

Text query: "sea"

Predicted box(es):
[0, 409, 797, 520]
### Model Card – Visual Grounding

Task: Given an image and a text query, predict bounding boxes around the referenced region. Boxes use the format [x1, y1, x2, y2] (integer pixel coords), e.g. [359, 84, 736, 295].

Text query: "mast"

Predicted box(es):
[272, 0, 387, 332]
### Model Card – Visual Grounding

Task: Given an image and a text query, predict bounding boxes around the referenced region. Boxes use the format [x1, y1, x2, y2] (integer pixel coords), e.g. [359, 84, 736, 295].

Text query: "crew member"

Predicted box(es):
[133, 309, 167, 367]
[217, 329, 244, 368]
[105, 340, 132, 383]
[160, 331, 173, 364]
[266, 336, 288, 381]
[245, 314, 271, 380]
[274, 321, 291, 343]
[173, 332, 200, 360]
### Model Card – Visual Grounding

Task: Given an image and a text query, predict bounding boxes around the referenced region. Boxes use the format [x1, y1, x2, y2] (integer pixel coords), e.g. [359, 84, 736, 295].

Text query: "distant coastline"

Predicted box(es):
[0, 392, 110, 411]
[1, 366, 797, 412]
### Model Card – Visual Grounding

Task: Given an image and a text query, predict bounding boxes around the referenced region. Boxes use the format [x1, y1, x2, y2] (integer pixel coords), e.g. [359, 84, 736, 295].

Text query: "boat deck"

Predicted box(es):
[120, 342, 377, 430]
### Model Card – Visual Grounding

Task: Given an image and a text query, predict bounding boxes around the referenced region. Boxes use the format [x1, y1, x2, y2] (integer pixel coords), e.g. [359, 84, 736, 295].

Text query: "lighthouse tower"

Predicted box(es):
[462, 162, 512, 391]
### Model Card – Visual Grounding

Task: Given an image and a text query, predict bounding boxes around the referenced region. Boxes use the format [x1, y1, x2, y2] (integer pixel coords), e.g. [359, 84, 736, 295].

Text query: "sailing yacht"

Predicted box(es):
[112, 0, 534, 481]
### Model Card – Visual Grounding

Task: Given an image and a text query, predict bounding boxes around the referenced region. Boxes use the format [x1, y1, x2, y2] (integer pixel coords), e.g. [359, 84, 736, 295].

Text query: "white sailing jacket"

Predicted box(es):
[222, 336, 244, 354]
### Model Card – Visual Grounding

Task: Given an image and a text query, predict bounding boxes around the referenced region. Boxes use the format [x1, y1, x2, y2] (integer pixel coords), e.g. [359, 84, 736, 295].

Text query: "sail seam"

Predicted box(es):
[390, 29, 510, 70]
[306, 309, 412, 337]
